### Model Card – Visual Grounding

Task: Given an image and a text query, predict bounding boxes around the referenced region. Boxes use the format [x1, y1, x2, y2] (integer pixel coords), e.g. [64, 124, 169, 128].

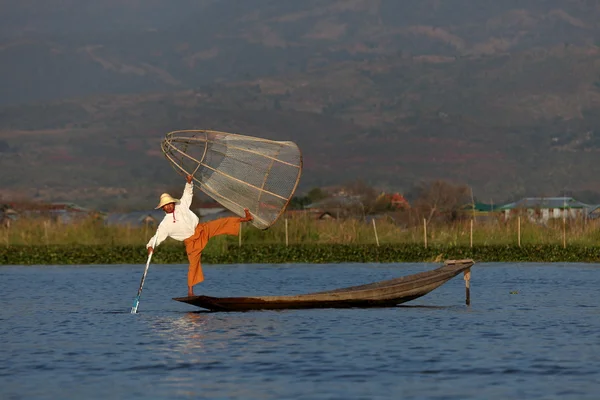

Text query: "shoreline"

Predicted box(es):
[0, 244, 599, 264]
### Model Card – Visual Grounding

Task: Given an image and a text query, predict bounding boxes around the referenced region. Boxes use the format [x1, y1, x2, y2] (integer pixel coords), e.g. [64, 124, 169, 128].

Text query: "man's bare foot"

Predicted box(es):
[187, 286, 194, 297]
[240, 208, 253, 222]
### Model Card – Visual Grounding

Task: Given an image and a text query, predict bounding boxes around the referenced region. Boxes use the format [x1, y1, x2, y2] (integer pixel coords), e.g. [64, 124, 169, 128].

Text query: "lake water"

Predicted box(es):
[1, 262, 599, 400]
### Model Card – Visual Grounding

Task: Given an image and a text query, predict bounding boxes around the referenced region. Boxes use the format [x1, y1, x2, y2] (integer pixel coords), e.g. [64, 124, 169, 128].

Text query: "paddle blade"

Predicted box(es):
[130, 296, 140, 314]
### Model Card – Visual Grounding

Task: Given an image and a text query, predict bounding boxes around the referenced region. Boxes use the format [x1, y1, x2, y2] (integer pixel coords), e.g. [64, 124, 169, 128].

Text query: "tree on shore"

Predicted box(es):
[412, 180, 471, 224]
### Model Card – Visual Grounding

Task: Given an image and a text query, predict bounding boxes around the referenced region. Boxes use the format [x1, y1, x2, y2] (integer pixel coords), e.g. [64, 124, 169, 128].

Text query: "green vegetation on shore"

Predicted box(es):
[0, 244, 599, 265]
[0, 216, 599, 264]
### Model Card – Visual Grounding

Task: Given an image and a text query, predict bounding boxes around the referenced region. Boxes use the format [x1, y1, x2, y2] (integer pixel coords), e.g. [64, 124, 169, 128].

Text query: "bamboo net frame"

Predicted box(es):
[161, 130, 303, 230]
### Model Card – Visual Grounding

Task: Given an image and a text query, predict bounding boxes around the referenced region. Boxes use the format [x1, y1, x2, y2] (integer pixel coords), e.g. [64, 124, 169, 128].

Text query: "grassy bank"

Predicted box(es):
[0, 216, 599, 264]
[3, 214, 600, 246]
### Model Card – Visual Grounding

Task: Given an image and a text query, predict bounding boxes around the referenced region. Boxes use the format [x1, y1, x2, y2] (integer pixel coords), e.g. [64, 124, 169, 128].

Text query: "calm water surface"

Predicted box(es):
[1, 262, 599, 399]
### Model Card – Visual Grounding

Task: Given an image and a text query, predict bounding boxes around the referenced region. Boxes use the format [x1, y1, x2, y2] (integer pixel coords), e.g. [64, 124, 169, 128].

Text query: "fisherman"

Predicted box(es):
[147, 174, 253, 296]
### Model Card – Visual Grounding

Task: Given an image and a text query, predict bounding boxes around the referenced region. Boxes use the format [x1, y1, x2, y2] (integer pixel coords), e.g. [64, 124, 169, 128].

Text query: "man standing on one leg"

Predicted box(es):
[147, 174, 253, 296]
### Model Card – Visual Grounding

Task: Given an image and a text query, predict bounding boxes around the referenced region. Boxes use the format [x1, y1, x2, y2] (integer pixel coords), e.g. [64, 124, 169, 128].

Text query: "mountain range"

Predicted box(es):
[2, 0, 600, 209]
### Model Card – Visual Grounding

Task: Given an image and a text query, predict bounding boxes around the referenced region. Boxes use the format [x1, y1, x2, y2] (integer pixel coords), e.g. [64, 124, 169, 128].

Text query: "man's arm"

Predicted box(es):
[179, 174, 194, 210]
[146, 223, 168, 254]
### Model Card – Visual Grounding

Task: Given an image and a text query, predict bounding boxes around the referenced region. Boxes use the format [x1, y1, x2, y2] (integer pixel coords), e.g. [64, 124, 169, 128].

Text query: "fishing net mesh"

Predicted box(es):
[161, 130, 302, 230]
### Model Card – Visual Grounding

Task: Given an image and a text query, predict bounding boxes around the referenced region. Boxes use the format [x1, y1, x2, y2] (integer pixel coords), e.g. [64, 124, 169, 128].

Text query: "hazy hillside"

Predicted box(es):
[2, 1, 600, 208]
[2, 0, 600, 105]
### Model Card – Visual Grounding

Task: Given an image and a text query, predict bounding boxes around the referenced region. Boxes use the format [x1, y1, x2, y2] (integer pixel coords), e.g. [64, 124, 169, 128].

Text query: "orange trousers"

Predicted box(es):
[183, 217, 240, 288]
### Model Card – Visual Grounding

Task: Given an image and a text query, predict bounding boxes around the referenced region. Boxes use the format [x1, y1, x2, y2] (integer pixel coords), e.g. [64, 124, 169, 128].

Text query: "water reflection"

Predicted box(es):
[147, 310, 280, 353]
[146, 312, 213, 355]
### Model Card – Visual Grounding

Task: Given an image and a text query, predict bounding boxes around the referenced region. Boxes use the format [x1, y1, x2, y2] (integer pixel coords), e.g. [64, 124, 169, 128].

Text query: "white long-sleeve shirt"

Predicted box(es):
[146, 182, 199, 248]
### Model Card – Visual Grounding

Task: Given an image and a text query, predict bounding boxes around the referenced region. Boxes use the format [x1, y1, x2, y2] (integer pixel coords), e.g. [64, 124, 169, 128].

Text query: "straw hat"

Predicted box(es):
[155, 193, 180, 209]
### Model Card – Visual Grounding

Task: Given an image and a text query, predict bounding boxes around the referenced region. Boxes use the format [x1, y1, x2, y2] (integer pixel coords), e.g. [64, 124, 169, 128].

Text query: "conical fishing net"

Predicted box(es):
[161, 130, 303, 230]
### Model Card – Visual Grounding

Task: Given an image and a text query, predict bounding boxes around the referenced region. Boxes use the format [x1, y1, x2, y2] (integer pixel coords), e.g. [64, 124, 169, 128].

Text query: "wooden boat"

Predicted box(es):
[173, 259, 474, 312]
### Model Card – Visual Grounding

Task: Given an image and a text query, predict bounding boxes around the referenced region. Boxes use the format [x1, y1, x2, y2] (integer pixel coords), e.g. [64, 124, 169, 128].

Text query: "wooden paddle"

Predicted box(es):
[130, 233, 159, 314]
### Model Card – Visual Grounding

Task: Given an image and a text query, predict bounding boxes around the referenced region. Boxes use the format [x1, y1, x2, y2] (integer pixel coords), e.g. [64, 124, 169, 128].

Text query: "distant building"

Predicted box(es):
[498, 197, 591, 222]
[460, 202, 499, 221]
[317, 211, 336, 220]
[10, 202, 100, 224]
[47, 202, 96, 223]
[305, 195, 364, 214]
[585, 205, 600, 220]
[195, 202, 227, 217]
[195, 201, 239, 222]
[104, 210, 165, 228]
[199, 209, 238, 223]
